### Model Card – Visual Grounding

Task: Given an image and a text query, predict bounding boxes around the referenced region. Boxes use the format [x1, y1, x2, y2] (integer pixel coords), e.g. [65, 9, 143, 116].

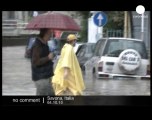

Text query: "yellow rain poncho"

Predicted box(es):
[52, 43, 85, 95]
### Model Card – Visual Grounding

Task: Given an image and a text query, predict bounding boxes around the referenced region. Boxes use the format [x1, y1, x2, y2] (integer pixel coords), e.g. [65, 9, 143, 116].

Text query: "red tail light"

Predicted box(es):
[98, 62, 103, 72]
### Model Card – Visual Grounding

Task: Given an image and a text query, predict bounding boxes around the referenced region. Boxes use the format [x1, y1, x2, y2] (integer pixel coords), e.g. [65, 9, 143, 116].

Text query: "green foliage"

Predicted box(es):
[76, 11, 90, 42]
[76, 11, 90, 19]
[79, 19, 88, 42]
[103, 11, 124, 31]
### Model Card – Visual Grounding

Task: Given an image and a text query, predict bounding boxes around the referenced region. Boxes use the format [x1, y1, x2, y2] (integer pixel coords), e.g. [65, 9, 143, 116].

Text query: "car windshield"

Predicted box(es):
[77, 44, 95, 58]
[74, 43, 83, 53]
[103, 39, 148, 59]
[85, 44, 95, 57]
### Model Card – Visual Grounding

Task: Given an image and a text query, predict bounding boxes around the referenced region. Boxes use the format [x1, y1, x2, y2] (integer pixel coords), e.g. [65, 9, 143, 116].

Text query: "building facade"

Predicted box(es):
[2, 11, 82, 36]
[2, 11, 31, 36]
[131, 11, 150, 50]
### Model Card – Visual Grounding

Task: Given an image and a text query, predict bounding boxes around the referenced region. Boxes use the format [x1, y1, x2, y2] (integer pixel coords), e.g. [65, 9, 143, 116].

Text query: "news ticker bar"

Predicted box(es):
[2, 96, 151, 106]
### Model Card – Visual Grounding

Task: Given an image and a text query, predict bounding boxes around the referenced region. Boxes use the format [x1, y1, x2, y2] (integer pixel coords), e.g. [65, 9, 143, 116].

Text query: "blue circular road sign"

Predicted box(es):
[93, 12, 107, 27]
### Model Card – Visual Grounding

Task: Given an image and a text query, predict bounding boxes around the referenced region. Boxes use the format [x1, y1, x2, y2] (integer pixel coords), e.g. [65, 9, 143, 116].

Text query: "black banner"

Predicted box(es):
[2, 96, 151, 106]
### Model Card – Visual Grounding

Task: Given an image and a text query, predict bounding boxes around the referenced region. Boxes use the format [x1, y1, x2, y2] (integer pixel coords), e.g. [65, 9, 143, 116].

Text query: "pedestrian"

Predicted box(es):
[48, 33, 59, 55]
[31, 28, 55, 95]
[52, 34, 85, 96]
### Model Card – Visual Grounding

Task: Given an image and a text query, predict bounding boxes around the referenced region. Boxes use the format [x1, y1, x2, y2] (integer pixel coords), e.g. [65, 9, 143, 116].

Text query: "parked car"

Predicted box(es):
[76, 43, 95, 71]
[85, 37, 150, 79]
[73, 42, 84, 53]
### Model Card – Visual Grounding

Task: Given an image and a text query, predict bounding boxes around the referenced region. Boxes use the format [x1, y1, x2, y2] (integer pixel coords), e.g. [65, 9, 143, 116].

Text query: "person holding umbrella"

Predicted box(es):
[52, 34, 85, 95]
[31, 28, 55, 95]
[25, 12, 82, 95]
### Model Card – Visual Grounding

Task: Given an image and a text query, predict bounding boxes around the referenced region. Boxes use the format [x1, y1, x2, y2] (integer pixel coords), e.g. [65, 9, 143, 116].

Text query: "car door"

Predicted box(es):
[76, 45, 86, 64]
[85, 39, 106, 72]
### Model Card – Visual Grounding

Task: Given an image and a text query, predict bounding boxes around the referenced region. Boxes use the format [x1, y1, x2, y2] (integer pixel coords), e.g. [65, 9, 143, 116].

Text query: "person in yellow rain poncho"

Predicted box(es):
[52, 34, 85, 96]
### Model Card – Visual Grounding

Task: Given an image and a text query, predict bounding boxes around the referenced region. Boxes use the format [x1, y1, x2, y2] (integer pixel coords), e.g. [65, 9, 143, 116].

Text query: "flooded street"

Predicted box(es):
[2, 46, 150, 96]
[2, 46, 36, 95]
[83, 72, 150, 95]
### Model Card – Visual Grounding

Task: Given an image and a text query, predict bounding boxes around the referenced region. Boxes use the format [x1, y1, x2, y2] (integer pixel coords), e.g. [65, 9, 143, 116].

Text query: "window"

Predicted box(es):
[77, 45, 86, 57]
[85, 44, 95, 58]
[103, 39, 148, 59]
[94, 39, 106, 56]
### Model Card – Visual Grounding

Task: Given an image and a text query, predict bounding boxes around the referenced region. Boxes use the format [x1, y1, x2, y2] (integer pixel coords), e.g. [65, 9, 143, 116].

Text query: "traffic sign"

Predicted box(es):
[93, 12, 107, 27]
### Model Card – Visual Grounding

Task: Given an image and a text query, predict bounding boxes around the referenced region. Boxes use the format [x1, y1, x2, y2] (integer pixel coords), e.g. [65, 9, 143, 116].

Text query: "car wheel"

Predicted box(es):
[118, 49, 141, 74]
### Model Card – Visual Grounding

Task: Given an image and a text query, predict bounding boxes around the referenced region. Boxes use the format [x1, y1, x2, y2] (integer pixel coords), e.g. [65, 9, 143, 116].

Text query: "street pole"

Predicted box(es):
[124, 11, 128, 38]
[128, 12, 131, 38]
[141, 13, 144, 40]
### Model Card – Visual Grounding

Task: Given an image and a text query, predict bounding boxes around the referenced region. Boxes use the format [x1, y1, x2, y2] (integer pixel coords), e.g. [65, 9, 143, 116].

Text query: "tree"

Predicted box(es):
[104, 11, 124, 30]
[76, 11, 90, 42]
[103, 11, 124, 37]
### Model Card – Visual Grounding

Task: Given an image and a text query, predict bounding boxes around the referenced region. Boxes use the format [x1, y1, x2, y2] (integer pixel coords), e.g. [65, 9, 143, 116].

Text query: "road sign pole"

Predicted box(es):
[93, 11, 107, 27]
[93, 11, 107, 40]
[97, 27, 103, 39]
[141, 13, 144, 40]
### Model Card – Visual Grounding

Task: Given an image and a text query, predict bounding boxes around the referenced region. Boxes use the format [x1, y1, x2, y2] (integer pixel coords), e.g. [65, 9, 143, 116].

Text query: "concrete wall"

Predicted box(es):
[2, 36, 30, 46]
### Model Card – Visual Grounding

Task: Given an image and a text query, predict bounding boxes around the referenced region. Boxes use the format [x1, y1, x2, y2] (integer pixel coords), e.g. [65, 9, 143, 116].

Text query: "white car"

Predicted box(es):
[73, 42, 84, 53]
[85, 37, 150, 80]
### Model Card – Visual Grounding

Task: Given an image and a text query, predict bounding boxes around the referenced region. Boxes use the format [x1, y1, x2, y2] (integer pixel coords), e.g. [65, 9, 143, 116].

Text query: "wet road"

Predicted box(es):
[83, 72, 150, 95]
[2, 46, 150, 96]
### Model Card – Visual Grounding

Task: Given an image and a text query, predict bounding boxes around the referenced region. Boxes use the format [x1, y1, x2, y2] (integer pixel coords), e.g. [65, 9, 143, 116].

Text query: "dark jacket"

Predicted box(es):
[31, 37, 54, 81]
